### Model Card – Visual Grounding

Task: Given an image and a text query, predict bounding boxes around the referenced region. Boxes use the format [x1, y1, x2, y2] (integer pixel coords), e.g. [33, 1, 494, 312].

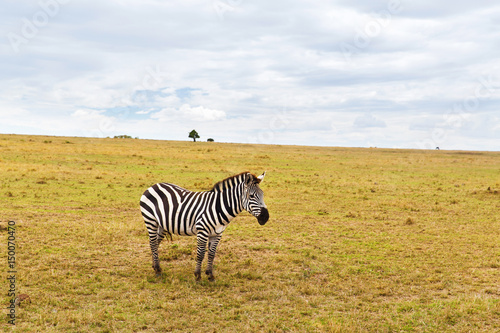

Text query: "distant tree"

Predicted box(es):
[189, 130, 200, 142]
[114, 135, 133, 139]
[207, 138, 214, 142]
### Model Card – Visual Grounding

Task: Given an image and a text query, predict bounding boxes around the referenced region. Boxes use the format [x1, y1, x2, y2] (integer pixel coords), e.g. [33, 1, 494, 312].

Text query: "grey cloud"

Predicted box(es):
[354, 114, 387, 128]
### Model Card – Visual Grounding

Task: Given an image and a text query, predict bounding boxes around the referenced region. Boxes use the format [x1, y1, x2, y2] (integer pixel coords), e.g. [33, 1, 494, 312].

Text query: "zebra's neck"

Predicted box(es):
[210, 172, 246, 193]
[207, 176, 245, 222]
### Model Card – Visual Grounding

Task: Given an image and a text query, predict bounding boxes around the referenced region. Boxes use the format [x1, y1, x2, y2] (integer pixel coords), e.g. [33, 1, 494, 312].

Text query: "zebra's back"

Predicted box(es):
[140, 183, 208, 236]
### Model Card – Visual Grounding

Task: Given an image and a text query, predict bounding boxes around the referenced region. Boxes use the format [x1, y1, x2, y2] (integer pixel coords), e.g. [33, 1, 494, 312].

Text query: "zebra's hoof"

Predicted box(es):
[153, 264, 162, 277]
[205, 270, 215, 281]
[194, 270, 202, 281]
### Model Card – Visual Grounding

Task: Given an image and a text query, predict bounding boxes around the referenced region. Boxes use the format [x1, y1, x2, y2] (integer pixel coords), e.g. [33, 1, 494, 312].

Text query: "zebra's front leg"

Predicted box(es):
[194, 231, 208, 281]
[206, 235, 222, 281]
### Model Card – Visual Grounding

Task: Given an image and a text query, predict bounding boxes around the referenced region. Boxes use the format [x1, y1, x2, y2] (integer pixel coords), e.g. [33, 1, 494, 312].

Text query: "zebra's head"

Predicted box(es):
[242, 172, 269, 225]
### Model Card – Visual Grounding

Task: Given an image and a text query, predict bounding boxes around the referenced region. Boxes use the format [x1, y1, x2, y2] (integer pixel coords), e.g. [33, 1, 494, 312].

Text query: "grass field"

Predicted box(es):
[1, 133, 499, 332]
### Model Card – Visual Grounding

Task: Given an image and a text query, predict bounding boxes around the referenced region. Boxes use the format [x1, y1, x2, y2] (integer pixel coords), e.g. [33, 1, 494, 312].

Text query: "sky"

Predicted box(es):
[1, 0, 500, 150]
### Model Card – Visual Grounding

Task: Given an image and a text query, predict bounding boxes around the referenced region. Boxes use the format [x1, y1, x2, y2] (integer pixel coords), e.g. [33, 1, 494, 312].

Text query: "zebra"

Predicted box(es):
[140, 171, 269, 281]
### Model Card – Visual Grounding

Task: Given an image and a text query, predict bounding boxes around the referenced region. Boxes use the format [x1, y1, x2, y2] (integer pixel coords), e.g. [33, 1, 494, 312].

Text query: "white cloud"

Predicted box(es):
[151, 104, 226, 123]
[71, 109, 117, 137]
[72, 109, 106, 120]
[179, 104, 226, 121]
[354, 114, 387, 128]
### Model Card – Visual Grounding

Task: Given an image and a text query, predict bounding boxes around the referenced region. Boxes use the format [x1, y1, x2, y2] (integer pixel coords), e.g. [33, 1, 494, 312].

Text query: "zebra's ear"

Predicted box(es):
[257, 171, 266, 183]
[244, 173, 254, 185]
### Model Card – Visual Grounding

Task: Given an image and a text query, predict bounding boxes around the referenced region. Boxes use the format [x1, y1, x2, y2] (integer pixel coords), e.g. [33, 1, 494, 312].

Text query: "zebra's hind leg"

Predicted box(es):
[145, 220, 162, 276]
[205, 235, 221, 281]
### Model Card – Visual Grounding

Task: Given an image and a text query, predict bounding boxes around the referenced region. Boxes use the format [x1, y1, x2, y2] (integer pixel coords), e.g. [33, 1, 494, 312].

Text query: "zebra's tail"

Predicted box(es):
[165, 230, 173, 242]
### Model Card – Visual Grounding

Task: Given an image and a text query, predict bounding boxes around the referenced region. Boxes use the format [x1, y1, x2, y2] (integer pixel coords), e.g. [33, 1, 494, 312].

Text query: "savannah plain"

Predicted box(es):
[1, 133, 499, 332]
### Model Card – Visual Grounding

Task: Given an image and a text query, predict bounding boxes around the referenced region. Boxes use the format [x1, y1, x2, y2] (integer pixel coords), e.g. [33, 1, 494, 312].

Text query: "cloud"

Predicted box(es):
[151, 104, 226, 122]
[71, 109, 117, 136]
[179, 104, 226, 121]
[72, 109, 109, 121]
[353, 114, 387, 128]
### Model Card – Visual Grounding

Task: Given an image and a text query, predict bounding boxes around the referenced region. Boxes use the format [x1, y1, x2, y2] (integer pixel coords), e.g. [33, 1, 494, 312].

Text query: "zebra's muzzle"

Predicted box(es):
[257, 207, 269, 225]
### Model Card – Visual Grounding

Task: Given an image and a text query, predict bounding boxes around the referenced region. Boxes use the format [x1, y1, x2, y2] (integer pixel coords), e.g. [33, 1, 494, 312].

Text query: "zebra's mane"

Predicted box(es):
[209, 172, 258, 192]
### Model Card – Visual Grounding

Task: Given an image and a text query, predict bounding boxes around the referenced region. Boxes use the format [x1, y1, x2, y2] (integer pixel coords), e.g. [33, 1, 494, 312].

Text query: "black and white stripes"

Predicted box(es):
[140, 171, 268, 281]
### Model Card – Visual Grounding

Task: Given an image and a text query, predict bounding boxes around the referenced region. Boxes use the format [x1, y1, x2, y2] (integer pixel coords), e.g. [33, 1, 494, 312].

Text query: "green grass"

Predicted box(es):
[1, 134, 499, 332]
